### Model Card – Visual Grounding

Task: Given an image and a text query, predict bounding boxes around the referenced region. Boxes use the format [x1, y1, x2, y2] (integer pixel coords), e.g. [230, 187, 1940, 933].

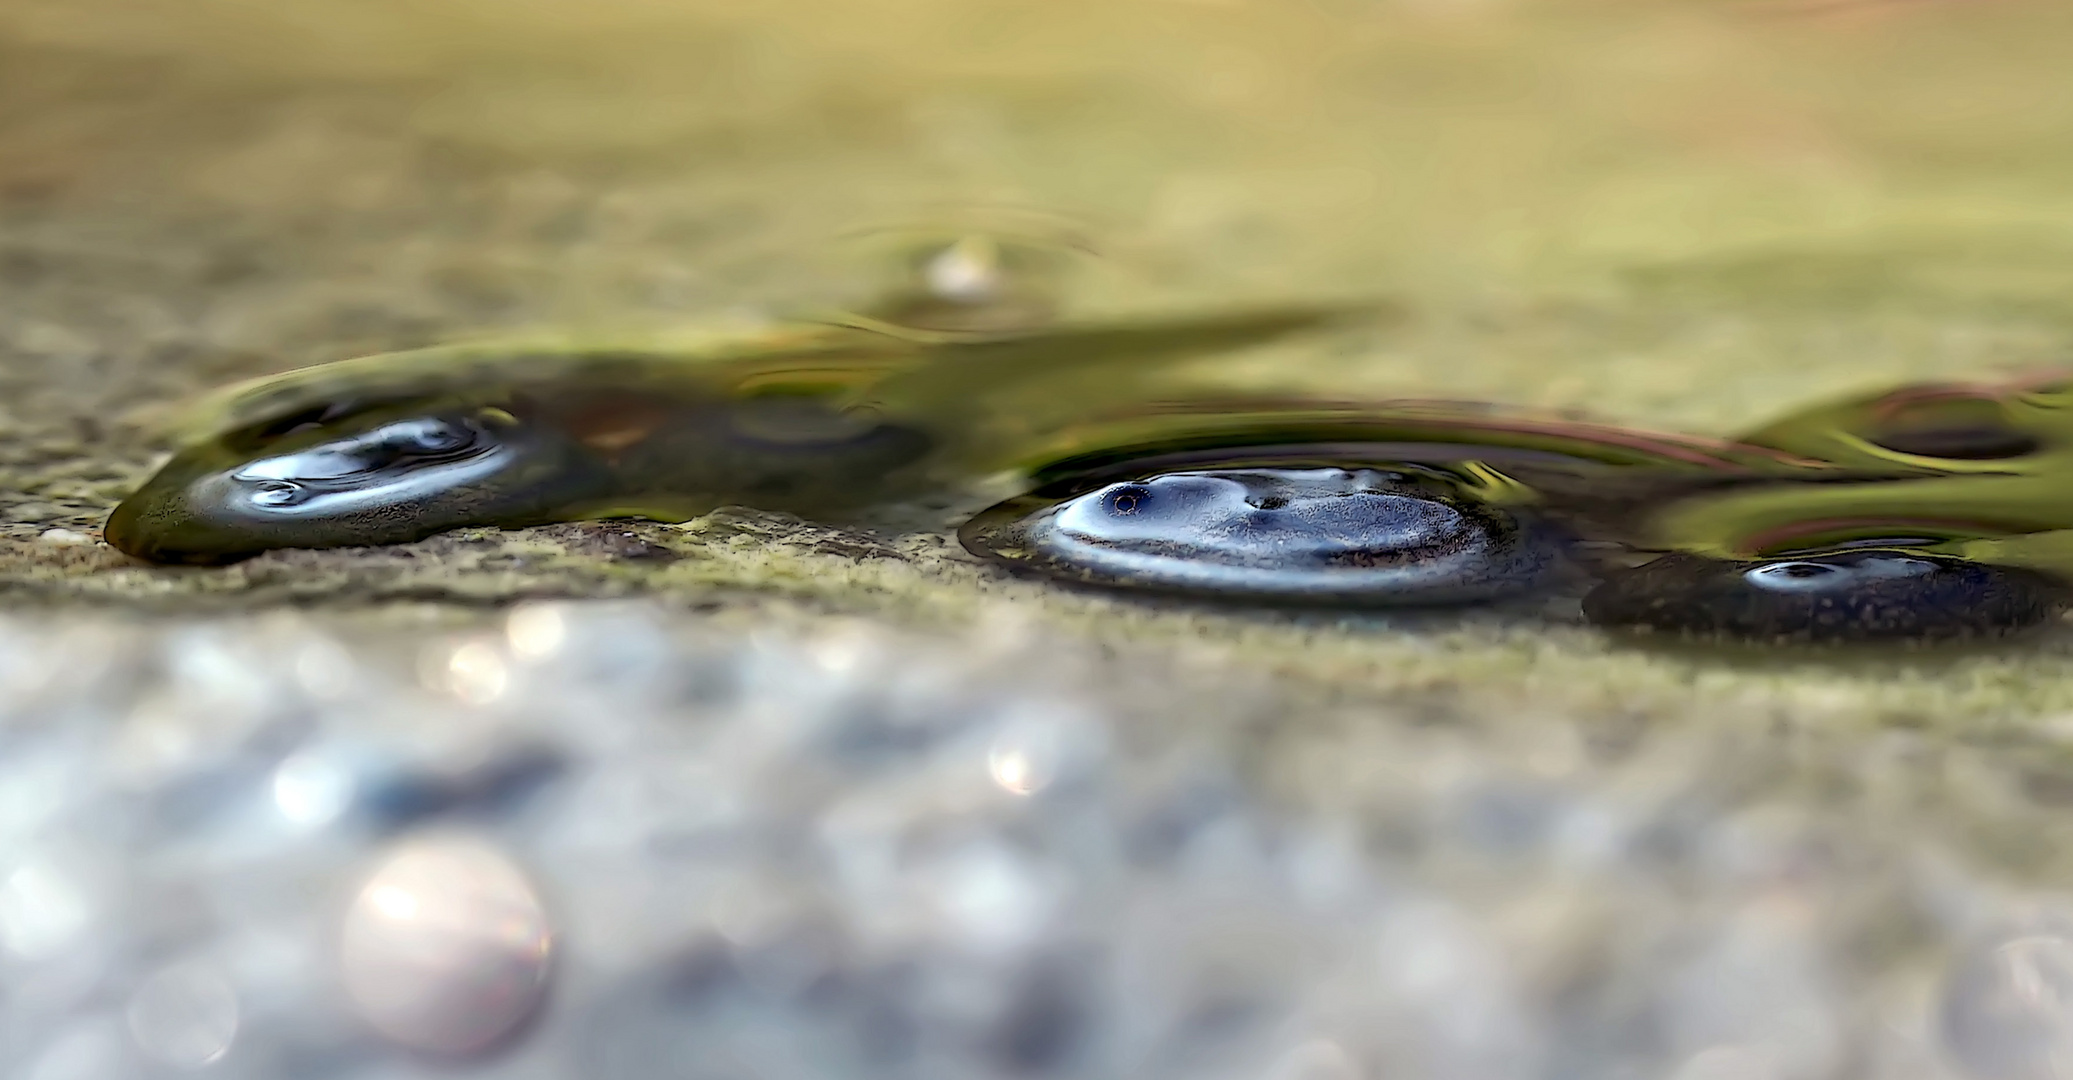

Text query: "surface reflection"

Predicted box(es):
[108, 302, 1364, 564]
[95, 255, 2073, 643]
[969, 465, 1558, 605]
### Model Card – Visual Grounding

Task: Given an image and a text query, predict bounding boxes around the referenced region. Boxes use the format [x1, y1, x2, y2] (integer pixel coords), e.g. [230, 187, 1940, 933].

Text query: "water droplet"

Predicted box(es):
[340, 834, 554, 1057]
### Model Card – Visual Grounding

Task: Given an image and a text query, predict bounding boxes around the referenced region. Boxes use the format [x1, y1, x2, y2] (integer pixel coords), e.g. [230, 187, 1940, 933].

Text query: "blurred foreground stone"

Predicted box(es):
[1, 601, 2072, 1079]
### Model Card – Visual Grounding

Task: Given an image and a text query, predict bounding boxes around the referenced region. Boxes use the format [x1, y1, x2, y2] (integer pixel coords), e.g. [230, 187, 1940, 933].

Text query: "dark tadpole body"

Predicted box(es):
[107, 307, 1372, 564]
[107, 377, 937, 565]
[953, 386, 2073, 634]
[107, 293, 2073, 650]
[108, 403, 605, 565]
[957, 398, 1839, 608]
[1581, 550, 2065, 643]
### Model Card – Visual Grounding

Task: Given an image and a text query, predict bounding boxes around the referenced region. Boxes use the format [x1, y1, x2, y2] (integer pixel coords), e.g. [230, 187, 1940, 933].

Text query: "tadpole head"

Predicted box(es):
[107, 402, 607, 564]
[961, 464, 1563, 605]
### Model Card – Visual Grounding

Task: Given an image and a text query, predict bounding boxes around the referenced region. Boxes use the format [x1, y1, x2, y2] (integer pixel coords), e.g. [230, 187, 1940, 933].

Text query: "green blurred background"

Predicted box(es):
[8, 0, 2073, 434]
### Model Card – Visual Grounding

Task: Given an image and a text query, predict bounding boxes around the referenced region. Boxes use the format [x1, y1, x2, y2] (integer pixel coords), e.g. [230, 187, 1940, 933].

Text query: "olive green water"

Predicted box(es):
[10, 1, 2073, 707]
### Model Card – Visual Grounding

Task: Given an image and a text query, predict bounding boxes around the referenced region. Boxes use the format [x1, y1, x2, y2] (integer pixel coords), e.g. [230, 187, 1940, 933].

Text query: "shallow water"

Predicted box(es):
[963, 368, 2073, 641]
[15, 2, 2073, 1079]
[105, 315, 2073, 642]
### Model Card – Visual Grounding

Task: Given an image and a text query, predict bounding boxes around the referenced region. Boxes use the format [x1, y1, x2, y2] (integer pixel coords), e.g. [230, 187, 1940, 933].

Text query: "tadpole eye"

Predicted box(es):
[249, 481, 305, 507]
[1101, 484, 1151, 516]
[338, 417, 485, 475]
[387, 419, 475, 456]
[1746, 561, 1841, 586]
[227, 413, 501, 504]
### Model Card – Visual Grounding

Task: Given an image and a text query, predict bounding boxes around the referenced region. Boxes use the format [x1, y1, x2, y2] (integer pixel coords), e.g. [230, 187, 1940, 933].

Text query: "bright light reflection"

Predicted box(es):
[806, 632, 870, 676]
[987, 719, 1063, 796]
[366, 885, 421, 921]
[989, 747, 1039, 794]
[923, 236, 1002, 301]
[0, 863, 88, 959]
[272, 752, 353, 828]
[506, 604, 567, 661]
[445, 642, 508, 705]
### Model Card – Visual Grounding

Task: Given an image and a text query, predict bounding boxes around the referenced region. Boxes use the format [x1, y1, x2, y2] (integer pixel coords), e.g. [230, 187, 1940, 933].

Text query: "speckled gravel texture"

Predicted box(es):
[12, 2, 2073, 1078]
[13, 602, 2073, 1080]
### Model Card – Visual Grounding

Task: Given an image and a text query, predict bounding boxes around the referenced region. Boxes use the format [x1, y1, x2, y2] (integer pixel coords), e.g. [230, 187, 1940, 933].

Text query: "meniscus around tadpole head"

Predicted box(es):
[961, 461, 1565, 606]
[956, 394, 1837, 609]
[105, 401, 610, 565]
